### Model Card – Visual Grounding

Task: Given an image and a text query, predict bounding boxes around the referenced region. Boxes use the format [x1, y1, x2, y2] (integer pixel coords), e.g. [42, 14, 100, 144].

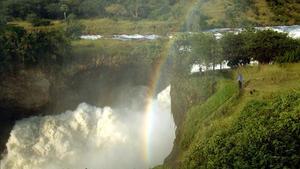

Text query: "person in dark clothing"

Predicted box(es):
[237, 73, 243, 89]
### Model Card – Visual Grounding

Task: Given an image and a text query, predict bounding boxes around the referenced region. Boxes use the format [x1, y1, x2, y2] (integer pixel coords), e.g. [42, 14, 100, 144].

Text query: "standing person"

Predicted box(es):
[237, 73, 243, 89]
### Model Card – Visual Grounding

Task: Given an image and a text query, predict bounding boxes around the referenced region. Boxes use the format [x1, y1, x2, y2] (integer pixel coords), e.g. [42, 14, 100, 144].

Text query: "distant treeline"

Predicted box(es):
[184, 0, 300, 31]
[0, 0, 182, 21]
[171, 29, 300, 75]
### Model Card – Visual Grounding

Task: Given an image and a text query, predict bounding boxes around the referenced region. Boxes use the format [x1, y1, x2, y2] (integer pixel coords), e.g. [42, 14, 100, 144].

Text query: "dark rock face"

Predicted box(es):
[0, 70, 50, 111]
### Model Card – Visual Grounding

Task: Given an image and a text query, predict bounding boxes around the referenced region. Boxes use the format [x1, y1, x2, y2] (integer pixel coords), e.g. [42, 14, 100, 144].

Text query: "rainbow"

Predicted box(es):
[141, 1, 198, 165]
[143, 41, 171, 165]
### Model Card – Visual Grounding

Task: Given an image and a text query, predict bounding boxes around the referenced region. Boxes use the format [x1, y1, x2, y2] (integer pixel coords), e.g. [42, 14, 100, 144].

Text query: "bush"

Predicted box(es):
[0, 26, 70, 73]
[65, 20, 85, 39]
[250, 30, 299, 63]
[276, 47, 300, 63]
[184, 92, 300, 169]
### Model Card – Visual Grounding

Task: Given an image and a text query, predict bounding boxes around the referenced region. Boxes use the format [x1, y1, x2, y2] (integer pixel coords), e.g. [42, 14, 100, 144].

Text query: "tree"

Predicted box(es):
[170, 34, 194, 76]
[191, 33, 221, 70]
[220, 32, 252, 67]
[78, 0, 105, 18]
[249, 30, 299, 64]
[125, 0, 147, 18]
[105, 4, 128, 17]
[65, 15, 85, 39]
[60, 4, 69, 20]
[45, 3, 62, 19]
[185, 8, 210, 31]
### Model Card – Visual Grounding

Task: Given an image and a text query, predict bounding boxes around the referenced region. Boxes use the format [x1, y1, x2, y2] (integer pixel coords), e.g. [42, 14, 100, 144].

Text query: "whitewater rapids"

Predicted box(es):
[0, 86, 175, 169]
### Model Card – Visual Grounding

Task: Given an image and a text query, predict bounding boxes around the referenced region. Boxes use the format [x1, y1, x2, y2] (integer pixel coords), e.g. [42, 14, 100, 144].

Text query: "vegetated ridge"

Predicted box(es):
[155, 63, 300, 169]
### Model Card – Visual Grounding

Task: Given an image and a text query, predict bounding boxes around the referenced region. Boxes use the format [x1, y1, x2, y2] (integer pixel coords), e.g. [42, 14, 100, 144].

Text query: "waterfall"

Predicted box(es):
[1, 86, 176, 169]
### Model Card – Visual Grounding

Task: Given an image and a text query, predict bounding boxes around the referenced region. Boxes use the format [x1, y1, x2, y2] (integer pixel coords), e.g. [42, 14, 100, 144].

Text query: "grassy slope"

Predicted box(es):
[8, 0, 300, 34]
[199, 0, 300, 27]
[155, 63, 300, 169]
[80, 19, 178, 35]
[8, 19, 178, 35]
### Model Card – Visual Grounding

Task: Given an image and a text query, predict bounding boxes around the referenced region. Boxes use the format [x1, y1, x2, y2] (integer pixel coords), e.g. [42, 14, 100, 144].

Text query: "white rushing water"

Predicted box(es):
[0, 86, 175, 169]
[112, 34, 160, 41]
[208, 25, 300, 39]
[80, 35, 103, 40]
[80, 34, 161, 41]
[80, 25, 300, 41]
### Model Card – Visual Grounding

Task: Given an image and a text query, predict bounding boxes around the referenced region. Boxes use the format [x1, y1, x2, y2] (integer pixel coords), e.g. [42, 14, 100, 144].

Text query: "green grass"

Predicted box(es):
[8, 20, 63, 32]
[160, 63, 300, 168]
[180, 79, 237, 150]
[235, 64, 300, 98]
[63, 39, 169, 76]
[184, 91, 300, 169]
[80, 18, 178, 35]
[71, 39, 168, 63]
[8, 18, 179, 35]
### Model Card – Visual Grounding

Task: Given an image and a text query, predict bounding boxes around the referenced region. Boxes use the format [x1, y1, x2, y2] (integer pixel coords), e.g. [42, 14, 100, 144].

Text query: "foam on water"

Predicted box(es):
[80, 35, 102, 40]
[112, 34, 160, 41]
[0, 86, 175, 169]
[208, 25, 300, 39]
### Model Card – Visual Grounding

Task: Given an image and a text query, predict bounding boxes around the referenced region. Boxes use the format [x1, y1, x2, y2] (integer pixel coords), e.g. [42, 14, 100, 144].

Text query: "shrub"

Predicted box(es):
[183, 92, 300, 169]
[65, 20, 85, 39]
[276, 47, 300, 63]
[0, 26, 70, 73]
[250, 30, 299, 64]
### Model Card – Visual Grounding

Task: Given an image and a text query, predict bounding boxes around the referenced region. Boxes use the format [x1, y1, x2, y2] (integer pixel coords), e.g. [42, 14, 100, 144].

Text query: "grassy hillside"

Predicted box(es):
[156, 63, 300, 169]
[7, 0, 300, 35]
[8, 19, 178, 35]
[184, 0, 300, 31]
[4, 0, 195, 35]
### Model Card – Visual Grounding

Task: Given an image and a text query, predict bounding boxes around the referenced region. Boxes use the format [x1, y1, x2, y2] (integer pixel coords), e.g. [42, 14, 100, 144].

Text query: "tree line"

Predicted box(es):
[0, 0, 181, 21]
[183, 0, 300, 31]
[171, 29, 300, 75]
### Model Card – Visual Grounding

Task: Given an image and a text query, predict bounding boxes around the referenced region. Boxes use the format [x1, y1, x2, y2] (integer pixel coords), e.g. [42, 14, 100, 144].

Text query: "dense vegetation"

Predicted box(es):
[156, 63, 300, 169]
[1, 0, 299, 31]
[221, 30, 300, 66]
[266, 0, 300, 24]
[171, 29, 300, 70]
[0, 25, 70, 73]
[184, 0, 300, 31]
[184, 90, 300, 169]
[0, 0, 184, 20]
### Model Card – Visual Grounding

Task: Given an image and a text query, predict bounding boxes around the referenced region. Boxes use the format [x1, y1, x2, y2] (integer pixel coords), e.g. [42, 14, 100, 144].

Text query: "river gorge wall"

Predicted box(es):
[0, 60, 172, 154]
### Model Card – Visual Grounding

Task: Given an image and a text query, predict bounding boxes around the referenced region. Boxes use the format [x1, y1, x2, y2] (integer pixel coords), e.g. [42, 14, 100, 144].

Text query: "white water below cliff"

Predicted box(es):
[0, 86, 175, 169]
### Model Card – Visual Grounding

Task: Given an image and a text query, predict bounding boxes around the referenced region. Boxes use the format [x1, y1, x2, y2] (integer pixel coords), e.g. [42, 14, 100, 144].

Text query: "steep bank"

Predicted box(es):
[157, 63, 300, 168]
